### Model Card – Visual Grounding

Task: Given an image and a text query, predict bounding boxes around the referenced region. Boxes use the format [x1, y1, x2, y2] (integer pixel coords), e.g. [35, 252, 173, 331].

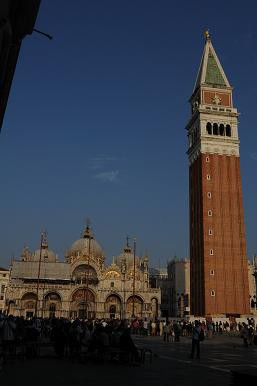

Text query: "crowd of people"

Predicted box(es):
[0, 314, 256, 370]
[0, 315, 141, 369]
[130, 317, 257, 341]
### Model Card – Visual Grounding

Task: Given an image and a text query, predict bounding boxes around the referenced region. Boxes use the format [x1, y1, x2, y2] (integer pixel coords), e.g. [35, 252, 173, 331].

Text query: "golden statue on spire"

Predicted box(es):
[205, 29, 210, 40]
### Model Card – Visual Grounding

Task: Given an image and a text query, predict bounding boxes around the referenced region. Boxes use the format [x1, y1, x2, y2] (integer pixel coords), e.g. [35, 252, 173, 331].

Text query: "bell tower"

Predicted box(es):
[187, 32, 249, 316]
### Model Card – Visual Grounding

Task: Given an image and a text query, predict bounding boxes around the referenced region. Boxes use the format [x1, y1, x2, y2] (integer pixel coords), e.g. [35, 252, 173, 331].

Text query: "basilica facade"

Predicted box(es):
[5, 226, 161, 320]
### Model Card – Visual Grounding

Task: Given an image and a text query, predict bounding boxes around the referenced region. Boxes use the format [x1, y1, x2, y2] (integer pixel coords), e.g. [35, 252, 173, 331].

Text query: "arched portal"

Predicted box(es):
[43, 292, 62, 318]
[21, 292, 37, 319]
[105, 294, 122, 319]
[70, 289, 96, 319]
[126, 295, 143, 318]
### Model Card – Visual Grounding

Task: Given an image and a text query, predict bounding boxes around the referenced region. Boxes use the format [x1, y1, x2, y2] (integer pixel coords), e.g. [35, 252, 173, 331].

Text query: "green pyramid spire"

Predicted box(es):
[205, 50, 226, 86]
[193, 34, 230, 92]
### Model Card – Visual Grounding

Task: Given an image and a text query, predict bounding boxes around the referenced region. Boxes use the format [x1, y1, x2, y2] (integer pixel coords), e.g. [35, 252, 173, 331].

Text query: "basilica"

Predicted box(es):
[5, 225, 161, 320]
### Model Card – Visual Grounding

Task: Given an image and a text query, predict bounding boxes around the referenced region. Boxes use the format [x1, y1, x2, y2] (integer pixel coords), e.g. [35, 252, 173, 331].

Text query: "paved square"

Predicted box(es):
[1, 334, 257, 386]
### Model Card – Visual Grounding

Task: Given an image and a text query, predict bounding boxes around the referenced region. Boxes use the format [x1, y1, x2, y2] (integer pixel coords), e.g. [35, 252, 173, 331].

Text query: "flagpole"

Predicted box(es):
[35, 233, 44, 318]
[132, 238, 136, 318]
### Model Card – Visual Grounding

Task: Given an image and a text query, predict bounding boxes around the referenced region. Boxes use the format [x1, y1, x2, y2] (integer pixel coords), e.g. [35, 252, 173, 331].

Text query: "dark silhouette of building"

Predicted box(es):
[0, 0, 41, 132]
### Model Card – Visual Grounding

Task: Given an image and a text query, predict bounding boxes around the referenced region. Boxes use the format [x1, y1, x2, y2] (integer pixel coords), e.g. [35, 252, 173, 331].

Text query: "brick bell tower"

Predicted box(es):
[187, 32, 249, 317]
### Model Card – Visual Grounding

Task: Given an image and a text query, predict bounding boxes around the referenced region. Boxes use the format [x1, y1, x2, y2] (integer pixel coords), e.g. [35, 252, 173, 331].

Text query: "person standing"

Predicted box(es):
[143, 319, 148, 336]
[240, 323, 248, 347]
[163, 322, 169, 342]
[248, 325, 254, 346]
[207, 322, 213, 339]
[173, 322, 181, 342]
[0, 315, 16, 364]
[190, 321, 202, 359]
[159, 320, 163, 337]
[151, 321, 156, 336]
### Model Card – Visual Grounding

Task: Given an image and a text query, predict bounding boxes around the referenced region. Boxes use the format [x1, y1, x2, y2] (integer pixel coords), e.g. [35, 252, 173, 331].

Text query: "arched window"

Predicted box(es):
[213, 123, 218, 135]
[206, 122, 212, 135]
[219, 124, 225, 136]
[226, 124, 231, 137]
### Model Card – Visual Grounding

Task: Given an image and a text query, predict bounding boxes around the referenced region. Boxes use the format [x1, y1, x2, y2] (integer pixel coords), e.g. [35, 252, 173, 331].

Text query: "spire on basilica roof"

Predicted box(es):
[193, 31, 231, 92]
[83, 224, 93, 239]
[123, 236, 132, 254]
[21, 244, 31, 261]
[41, 231, 48, 249]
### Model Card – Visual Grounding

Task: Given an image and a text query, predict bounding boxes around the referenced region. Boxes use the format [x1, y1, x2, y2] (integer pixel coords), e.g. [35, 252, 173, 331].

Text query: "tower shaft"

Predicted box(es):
[187, 35, 249, 316]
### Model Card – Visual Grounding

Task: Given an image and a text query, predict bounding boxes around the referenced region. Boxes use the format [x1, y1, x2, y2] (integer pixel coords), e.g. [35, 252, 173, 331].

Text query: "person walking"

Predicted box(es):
[190, 321, 202, 359]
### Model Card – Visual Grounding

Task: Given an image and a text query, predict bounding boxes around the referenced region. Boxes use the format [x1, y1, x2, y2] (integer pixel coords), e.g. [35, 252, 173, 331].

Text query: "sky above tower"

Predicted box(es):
[0, 0, 257, 267]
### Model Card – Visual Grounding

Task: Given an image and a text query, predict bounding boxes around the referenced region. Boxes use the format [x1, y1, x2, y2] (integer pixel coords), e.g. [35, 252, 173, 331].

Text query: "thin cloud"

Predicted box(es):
[88, 156, 117, 170]
[94, 170, 119, 182]
[250, 153, 257, 160]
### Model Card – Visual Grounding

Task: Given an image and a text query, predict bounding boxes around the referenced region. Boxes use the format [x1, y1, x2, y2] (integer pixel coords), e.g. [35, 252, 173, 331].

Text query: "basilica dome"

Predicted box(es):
[115, 244, 141, 269]
[33, 248, 57, 262]
[68, 226, 104, 259]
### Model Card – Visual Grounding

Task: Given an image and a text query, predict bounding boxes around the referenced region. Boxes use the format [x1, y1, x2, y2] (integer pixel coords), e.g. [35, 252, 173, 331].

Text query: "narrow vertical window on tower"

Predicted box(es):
[208, 210, 212, 216]
[207, 174, 211, 180]
[206, 156, 210, 162]
[211, 290, 215, 296]
[226, 124, 231, 137]
[213, 123, 218, 135]
[208, 229, 213, 235]
[206, 122, 212, 135]
[219, 124, 225, 136]
[210, 249, 214, 256]
[207, 192, 212, 198]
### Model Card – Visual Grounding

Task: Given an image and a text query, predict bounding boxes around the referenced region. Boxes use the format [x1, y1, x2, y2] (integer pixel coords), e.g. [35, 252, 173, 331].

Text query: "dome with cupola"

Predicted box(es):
[21, 233, 57, 263]
[114, 241, 141, 269]
[67, 225, 104, 261]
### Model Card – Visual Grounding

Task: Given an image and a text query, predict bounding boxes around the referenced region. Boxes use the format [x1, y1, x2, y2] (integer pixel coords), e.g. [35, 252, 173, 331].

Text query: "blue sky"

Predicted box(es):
[0, 0, 257, 267]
